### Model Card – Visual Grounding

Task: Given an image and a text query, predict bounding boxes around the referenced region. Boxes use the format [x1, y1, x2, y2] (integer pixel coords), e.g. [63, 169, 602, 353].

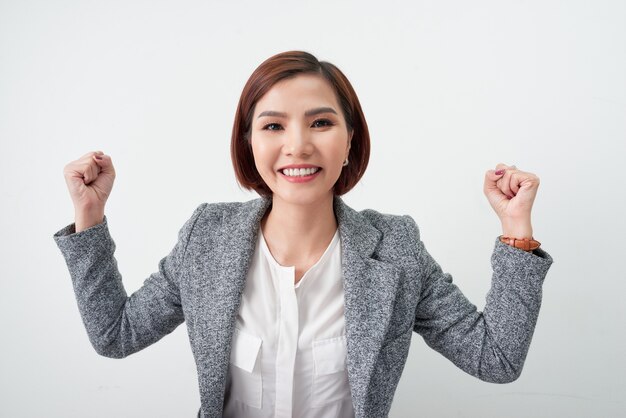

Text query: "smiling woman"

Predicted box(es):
[251, 75, 352, 204]
[231, 51, 370, 198]
[53, 50, 553, 418]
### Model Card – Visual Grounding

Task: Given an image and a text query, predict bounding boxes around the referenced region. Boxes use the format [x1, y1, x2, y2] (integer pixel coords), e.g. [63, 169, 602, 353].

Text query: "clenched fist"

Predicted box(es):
[483, 163, 539, 239]
[63, 151, 116, 232]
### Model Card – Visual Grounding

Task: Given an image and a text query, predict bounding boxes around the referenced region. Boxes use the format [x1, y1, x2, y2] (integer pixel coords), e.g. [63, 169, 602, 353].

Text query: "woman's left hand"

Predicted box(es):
[483, 163, 540, 238]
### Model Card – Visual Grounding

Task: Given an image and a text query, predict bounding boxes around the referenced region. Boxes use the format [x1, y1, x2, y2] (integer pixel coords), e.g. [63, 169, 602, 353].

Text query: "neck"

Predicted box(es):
[261, 193, 338, 263]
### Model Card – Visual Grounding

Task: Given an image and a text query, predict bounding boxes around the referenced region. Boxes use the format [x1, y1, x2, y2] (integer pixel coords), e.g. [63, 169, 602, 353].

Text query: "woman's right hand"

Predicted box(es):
[63, 151, 116, 231]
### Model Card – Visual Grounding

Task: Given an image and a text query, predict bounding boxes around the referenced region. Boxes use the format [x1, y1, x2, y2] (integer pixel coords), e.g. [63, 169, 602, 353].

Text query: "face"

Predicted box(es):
[250, 74, 353, 206]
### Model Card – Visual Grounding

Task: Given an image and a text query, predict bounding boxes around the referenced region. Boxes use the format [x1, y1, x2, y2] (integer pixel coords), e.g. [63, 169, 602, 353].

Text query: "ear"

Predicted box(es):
[346, 129, 353, 156]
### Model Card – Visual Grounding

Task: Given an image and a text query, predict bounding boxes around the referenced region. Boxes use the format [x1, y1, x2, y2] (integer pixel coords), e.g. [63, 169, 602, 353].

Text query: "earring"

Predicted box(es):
[342, 158, 349, 167]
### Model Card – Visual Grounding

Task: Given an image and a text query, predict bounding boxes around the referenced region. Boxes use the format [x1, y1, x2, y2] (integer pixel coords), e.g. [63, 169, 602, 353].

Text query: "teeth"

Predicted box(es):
[282, 167, 319, 177]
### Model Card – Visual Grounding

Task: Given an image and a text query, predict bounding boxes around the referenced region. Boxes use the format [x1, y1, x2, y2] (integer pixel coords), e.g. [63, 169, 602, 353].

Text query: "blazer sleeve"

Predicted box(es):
[404, 216, 553, 383]
[52, 204, 206, 358]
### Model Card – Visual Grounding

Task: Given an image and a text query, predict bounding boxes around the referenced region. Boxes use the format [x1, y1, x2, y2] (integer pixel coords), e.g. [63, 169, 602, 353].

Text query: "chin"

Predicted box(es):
[272, 188, 334, 207]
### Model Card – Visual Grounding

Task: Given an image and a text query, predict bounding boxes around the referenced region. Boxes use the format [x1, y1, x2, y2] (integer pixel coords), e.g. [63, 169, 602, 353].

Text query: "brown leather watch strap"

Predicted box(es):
[499, 236, 541, 252]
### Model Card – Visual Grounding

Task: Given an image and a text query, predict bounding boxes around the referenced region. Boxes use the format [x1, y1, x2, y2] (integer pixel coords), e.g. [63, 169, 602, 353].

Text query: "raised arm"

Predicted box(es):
[54, 151, 205, 358]
[411, 163, 553, 382]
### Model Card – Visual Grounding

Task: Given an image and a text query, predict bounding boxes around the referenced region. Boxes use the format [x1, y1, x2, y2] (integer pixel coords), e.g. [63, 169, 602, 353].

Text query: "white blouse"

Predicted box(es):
[223, 226, 354, 418]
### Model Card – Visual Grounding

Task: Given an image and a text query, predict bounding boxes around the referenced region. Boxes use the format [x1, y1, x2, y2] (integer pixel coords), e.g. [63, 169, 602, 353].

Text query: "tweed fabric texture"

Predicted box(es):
[53, 196, 553, 418]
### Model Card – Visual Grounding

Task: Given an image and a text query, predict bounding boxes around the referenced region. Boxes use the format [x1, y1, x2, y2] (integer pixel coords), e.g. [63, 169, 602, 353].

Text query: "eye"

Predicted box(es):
[311, 119, 334, 128]
[262, 122, 283, 131]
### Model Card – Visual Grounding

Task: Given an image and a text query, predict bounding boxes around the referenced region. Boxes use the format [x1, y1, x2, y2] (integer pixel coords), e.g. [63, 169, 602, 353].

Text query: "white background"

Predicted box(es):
[1, 0, 625, 417]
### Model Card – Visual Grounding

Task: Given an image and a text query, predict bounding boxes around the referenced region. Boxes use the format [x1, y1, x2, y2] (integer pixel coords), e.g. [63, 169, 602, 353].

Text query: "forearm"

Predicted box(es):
[54, 218, 130, 357]
[478, 240, 551, 380]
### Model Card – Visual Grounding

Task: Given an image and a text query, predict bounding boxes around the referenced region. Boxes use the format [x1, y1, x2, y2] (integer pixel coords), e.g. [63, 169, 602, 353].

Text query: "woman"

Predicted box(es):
[54, 51, 553, 418]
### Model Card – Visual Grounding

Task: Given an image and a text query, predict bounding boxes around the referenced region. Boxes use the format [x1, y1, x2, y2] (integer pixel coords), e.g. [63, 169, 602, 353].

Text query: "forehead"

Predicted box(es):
[254, 74, 340, 115]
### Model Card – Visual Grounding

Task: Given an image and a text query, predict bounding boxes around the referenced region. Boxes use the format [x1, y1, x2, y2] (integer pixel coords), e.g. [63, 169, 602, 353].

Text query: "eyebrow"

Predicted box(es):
[257, 107, 338, 119]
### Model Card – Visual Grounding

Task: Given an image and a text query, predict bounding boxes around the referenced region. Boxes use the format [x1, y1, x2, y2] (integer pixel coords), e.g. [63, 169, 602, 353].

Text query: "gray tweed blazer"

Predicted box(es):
[53, 196, 553, 418]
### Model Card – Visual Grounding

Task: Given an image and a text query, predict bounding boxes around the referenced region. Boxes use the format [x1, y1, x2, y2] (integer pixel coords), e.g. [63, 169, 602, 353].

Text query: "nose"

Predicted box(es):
[283, 125, 313, 157]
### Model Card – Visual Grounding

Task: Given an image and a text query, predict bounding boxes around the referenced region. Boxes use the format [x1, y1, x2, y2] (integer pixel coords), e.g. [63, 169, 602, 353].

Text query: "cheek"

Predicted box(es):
[250, 139, 275, 174]
[250, 137, 264, 160]
[325, 135, 350, 162]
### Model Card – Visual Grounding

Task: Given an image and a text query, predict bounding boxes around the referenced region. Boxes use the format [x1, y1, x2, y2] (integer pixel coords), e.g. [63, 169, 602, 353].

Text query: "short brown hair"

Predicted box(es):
[230, 50, 370, 197]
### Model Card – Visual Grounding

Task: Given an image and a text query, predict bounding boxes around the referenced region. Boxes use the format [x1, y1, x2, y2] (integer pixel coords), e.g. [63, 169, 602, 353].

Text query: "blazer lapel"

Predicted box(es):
[192, 197, 272, 414]
[334, 196, 403, 414]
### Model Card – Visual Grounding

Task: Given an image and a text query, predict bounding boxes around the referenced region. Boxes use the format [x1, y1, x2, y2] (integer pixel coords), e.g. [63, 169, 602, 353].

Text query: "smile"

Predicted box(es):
[281, 167, 320, 177]
[278, 167, 322, 183]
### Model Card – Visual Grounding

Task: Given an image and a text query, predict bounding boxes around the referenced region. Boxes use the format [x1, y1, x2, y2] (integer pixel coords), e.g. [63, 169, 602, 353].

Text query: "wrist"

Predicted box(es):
[501, 218, 533, 239]
[75, 207, 105, 233]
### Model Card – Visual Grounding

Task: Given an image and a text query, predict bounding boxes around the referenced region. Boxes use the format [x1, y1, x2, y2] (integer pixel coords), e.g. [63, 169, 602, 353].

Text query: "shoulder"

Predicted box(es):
[184, 197, 269, 230]
[191, 200, 250, 221]
[346, 205, 423, 260]
[364, 207, 421, 238]
[359, 208, 420, 236]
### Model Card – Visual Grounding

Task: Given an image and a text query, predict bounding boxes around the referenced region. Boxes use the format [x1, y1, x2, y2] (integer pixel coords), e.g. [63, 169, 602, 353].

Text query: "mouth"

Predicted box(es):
[277, 165, 322, 177]
[277, 165, 323, 183]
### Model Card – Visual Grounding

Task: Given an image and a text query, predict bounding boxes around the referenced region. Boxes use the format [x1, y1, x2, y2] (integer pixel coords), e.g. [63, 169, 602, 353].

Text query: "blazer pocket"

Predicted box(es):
[311, 335, 350, 408]
[229, 328, 263, 409]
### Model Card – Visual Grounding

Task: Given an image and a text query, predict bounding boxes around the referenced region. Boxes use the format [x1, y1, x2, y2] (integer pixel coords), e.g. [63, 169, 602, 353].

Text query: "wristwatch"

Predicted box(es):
[499, 236, 541, 252]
